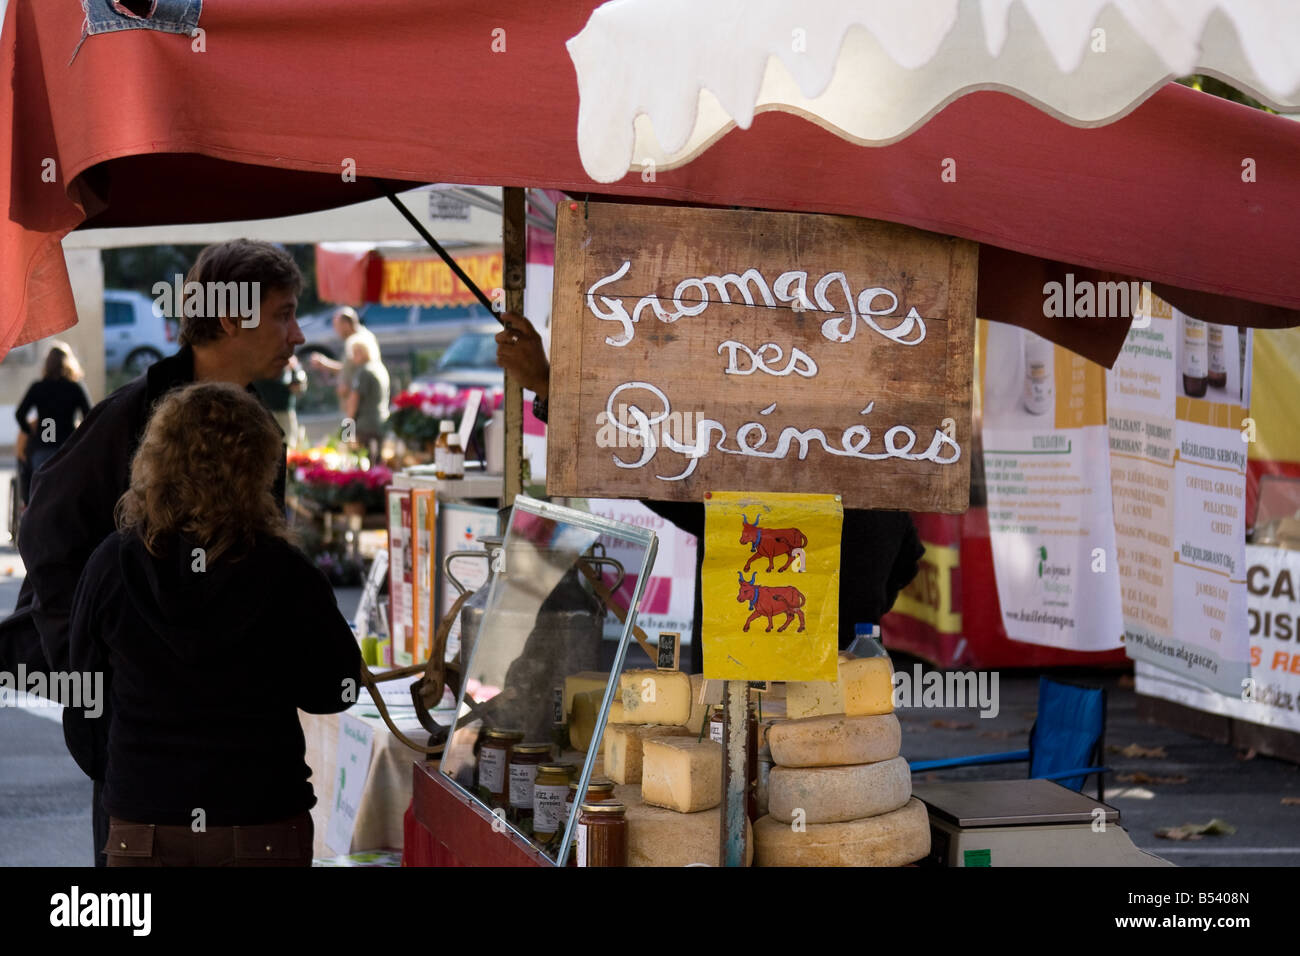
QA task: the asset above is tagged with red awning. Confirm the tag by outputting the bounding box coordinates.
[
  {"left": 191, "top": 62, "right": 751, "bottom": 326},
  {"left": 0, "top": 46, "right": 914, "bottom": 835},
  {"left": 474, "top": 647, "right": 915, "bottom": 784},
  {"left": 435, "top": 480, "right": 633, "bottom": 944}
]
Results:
[{"left": 4, "top": 0, "right": 1300, "bottom": 366}]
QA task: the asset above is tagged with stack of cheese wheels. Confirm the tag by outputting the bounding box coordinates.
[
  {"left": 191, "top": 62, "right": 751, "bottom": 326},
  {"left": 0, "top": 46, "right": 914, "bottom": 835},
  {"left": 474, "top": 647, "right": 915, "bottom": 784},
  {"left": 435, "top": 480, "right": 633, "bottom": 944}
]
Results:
[{"left": 754, "top": 656, "right": 930, "bottom": 867}]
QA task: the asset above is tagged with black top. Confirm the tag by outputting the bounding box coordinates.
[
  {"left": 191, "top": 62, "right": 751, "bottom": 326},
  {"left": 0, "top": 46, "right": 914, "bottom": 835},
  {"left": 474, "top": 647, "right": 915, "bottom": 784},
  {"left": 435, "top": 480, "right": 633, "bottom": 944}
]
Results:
[
  {"left": 15, "top": 377, "right": 90, "bottom": 445},
  {"left": 69, "top": 529, "right": 362, "bottom": 826},
  {"left": 5, "top": 346, "right": 288, "bottom": 782}
]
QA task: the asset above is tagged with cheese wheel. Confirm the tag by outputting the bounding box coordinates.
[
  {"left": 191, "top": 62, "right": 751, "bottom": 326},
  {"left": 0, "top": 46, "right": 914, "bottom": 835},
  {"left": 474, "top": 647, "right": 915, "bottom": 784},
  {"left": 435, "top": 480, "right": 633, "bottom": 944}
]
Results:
[
  {"left": 619, "top": 669, "right": 692, "bottom": 725},
  {"left": 614, "top": 784, "right": 754, "bottom": 867},
  {"left": 767, "top": 755, "right": 910, "bottom": 824},
  {"left": 754, "top": 798, "right": 931, "bottom": 867},
  {"left": 768, "top": 713, "right": 901, "bottom": 768}
]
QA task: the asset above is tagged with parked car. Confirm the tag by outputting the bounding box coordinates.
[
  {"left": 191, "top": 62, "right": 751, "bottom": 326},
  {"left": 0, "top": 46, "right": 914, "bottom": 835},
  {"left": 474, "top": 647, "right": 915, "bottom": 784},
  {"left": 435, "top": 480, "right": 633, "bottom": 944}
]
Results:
[
  {"left": 104, "top": 288, "right": 180, "bottom": 375},
  {"left": 296, "top": 303, "right": 499, "bottom": 367},
  {"left": 415, "top": 331, "right": 505, "bottom": 391}
]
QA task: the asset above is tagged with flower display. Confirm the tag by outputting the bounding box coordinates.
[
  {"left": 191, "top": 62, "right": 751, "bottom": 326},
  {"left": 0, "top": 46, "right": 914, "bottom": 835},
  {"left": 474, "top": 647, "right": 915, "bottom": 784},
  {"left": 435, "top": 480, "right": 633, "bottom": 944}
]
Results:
[
  {"left": 388, "top": 384, "right": 505, "bottom": 449},
  {"left": 291, "top": 455, "right": 391, "bottom": 511}
]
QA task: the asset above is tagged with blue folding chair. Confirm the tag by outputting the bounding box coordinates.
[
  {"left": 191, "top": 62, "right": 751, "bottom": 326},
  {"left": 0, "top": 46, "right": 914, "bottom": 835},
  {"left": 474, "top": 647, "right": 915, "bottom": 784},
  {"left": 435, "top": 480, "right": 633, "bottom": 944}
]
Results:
[{"left": 909, "top": 677, "right": 1108, "bottom": 800}]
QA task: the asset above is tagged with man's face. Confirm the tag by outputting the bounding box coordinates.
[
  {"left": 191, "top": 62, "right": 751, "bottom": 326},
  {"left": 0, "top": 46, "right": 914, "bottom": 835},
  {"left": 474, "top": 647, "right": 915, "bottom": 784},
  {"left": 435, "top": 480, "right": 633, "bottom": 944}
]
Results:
[
  {"left": 240, "top": 287, "right": 304, "bottom": 382},
  {"left": 333, "top": 313, "right": 353, "bottom": 340}
]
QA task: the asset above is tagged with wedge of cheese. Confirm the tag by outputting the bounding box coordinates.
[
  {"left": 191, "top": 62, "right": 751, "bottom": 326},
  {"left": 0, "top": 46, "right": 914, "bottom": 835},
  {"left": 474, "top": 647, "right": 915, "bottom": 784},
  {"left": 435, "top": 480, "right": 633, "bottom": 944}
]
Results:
[
  {"left": 567, "top": 688, "right": 625, "bottom": 751},
  {"left": 754, "top": 798, "right": 931, "bottom": 867},
  {"left": 612, "top": 784, "right": 753, "bottom": 866},
  {"left": 564, "top": 672, "right": 609, "bottom": 721},
  {"left": 642, "top": 738, "right": 722, "bottom": 813},
  {"left": 767, "top": 755, "right": 911, "bottom": 825},
  {"left": 767, "top": 713, "right": 901, "bottom": 768},
  {"left": 685, "top": 673, "right": 709, "bottom": 735},
  {"left": 618, "top": 669, "right": 691, "bottom": 725},
  {"left": 603, "top": 723, "right": 693, "bottom": 784},
  {"left": 786, "top": 655, "right": 894, "bottom": 719}
]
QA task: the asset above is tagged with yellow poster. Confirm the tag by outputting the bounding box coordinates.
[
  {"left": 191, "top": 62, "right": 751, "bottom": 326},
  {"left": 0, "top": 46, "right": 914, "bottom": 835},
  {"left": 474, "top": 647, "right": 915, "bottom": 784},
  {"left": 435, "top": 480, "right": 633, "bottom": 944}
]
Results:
[{"left": 702, "top": 491, "right": 842, "bottom": 682}]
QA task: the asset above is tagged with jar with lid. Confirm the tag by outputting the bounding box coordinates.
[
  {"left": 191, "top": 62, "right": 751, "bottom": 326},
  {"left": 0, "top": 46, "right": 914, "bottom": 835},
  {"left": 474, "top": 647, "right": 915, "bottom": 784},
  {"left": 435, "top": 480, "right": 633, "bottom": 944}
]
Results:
[
  {"left": 566, "top": 777, "right": 615, "bottom": 807},
  {"left": 507, "top": 742, "right": 551, "bottom": 824},
  {"left": 576, "top": 801, "right": 628, "bottom": 867},
  {"left": 532, "top": 763, "right": 574, "bottom": 840},
  {"left": 707, "top": 705, "right": 725, "bottom": 745},
  {"left": 477, "top": 728, "right": 523, "bottom": 807}
]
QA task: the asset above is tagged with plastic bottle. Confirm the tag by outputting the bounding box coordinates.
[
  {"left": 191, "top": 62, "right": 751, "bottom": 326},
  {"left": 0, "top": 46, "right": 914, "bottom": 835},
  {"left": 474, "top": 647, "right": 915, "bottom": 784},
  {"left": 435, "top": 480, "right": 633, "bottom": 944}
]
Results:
[{"left": 845, "top": 622, "right": 890, "bottom": 661}]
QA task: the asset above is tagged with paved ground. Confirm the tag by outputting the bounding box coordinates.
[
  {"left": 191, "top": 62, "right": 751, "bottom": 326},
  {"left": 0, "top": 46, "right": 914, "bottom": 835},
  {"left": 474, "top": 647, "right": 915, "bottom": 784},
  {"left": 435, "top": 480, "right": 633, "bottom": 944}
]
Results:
[{"left": 1, "top": 462, "right": 1298, "bottom": 866}]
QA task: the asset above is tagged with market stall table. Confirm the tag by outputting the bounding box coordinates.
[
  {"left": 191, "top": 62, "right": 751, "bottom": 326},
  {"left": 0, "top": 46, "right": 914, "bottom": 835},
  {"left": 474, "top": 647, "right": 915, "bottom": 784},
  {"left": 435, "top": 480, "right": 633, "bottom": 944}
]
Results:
[{"left": 300, "top": 698, "right": 447, "bottom": 861}]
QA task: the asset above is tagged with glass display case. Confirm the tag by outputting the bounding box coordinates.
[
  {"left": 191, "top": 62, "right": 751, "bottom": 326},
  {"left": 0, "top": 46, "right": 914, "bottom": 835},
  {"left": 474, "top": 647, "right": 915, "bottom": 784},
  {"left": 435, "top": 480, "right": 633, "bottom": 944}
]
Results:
[{"left": 439, "top": 495, "right": 658, "bottom": 865}]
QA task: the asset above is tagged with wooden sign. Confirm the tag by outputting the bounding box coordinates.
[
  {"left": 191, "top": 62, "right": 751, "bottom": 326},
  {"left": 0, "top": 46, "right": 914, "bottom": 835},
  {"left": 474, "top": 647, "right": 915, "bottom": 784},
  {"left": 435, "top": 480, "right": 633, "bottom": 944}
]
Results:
[{"left": 548, "top": 203, "right": 976, "bottom": 512}]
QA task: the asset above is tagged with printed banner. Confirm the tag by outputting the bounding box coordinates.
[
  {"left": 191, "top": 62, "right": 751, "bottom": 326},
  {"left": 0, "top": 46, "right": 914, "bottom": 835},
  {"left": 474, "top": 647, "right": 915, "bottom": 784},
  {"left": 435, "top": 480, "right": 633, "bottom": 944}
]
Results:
[
  {"left": 1136, "top": 545, "right": 1300, "bottom": 731},
  {"left": 701, "top": 491, "right": 841, "bottom": 681},
  {"left": 980, "top": 322, "right": 1124, "bottom": 651},
  {"left": 1111, "top": 297, "right": 1251, "bottom": 696},
  {"left": 587, "top": 499, "right": 698, "bottom": 644}
]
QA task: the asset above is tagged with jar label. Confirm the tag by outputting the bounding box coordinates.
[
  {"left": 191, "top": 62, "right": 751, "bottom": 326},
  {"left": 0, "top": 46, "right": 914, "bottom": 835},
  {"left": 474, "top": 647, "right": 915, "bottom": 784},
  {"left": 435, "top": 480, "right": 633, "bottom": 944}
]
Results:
[
  {"left": 575, "top": 822, "right": 588, "bottom": 868},
  {"left": 533, "top": 784, "right": 569, "bottom": 834},
  {"left": 509, "top": 763, "right": 539, "bottom": 809},
  {"left": 478, "top": 747, "right": 505, "bottom": 792},
  {"left": 709, "top": 721, "right": 724, "bottom": 745}
]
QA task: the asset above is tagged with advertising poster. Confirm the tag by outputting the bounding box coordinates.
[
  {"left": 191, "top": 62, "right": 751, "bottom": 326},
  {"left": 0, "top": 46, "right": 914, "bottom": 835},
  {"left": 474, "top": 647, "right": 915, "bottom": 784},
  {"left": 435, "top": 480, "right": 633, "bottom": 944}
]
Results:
[
  {"left": 587, "top": 499, "right": 698, "bottom": 644},
  {"left": 701, "top": 491, "right": 841, "bottom": 681},
  {"left": 435, "top": 502, "right": 500, "bottom": 664},
  {"left": 1112, "top": 296, "right": 1251, "bottom": 696},
  {"left": 980, "top": 321, "right": 1124, "bottom": 650},
  {"left": 1136, "top": 544, "right": 1300, "bottom": 732}
]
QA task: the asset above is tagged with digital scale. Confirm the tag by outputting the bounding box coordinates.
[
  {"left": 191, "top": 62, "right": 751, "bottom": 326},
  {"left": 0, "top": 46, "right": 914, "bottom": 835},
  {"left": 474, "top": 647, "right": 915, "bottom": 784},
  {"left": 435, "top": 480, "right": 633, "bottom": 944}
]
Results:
[{"left": 912, "top": 779, "right": 1173, "bottom": 867}]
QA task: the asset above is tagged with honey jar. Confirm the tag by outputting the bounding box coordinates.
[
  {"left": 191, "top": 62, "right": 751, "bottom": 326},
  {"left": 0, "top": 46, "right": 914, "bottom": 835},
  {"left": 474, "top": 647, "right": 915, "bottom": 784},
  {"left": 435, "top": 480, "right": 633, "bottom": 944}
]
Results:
[
  {"left": 478, "top": 728, "right": 523, "bottom": 806},
  {"left": 576, "top": 801, "right": 628, "bottom": 867},
  {"left": 532, "top": 763, "right": 573, "bottom": 839}
]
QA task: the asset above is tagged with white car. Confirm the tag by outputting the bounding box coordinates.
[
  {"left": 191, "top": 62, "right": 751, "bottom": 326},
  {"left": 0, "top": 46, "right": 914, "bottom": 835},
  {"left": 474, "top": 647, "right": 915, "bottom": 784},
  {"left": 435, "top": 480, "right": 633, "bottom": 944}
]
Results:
[{"left": 103, "top": 288, "right": 180, "bottom": 375}]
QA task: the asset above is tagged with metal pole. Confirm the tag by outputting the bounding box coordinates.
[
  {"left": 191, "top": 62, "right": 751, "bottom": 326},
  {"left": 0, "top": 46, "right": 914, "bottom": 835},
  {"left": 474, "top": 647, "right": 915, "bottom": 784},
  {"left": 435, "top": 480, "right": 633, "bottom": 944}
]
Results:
[
  {"left": 502, "top": 187, "right": 526, "bottom": 505},
  {"left": 720, "top": 680, "right": 750, "bottom": 866}
]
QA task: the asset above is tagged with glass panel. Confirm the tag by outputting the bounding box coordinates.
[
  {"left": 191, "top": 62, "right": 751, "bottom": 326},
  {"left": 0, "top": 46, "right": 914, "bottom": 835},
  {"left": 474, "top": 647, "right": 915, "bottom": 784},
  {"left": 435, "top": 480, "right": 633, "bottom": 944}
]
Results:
[{"left": 440, "top": 495, "right": 657, "bottom": 865}]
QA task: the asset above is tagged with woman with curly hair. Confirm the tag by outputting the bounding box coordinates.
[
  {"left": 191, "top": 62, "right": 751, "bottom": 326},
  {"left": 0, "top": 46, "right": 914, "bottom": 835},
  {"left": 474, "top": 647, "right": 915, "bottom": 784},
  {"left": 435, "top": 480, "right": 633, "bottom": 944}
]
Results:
[{"left": 68, "top": 382, "right": 362, "bottom": 867}]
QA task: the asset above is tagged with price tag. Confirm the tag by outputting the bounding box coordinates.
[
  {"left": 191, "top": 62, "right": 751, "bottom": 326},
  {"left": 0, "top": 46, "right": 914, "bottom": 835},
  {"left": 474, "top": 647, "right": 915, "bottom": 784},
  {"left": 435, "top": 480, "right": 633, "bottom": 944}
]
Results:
[{"left": 656, "top": 632, "right": 681, "bottom": 671}]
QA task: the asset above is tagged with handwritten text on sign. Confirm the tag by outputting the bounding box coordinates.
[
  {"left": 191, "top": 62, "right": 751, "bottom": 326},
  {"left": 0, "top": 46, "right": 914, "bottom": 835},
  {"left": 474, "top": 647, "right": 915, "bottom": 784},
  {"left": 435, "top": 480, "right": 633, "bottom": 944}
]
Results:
[{"left": 547, "top": 203, "right": 976, "bottom": 511}]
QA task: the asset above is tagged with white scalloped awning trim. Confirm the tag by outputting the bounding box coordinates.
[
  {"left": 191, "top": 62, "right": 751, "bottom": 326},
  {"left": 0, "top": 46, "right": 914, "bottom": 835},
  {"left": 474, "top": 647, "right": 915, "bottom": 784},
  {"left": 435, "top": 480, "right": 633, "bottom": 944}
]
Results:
[{"left": 569, "top": 0, "right": 1300, "bottom": 183}]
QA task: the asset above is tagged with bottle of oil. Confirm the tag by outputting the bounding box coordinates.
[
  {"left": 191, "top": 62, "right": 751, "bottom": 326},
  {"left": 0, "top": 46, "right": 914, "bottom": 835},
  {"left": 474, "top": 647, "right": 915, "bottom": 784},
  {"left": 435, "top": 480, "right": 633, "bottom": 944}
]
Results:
[
  {"left": 444, "top": 425, "right": 465, "bottom": 480},
  {"left": 434, "top": 420, "right": 453, "bottom": 479},
  {"left": 1181, "top": 314, "right": 1209, "bottom": 398},
  {"left": 1207, "top": 323, "right": 1228, "bottom": 389}
]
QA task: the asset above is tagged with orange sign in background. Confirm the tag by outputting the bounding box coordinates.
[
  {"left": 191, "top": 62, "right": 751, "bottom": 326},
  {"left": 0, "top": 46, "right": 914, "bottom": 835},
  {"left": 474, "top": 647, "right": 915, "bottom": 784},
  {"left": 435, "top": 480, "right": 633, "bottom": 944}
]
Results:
[{"left": 378, "top": 251, "right": 503, "bottom": 308}]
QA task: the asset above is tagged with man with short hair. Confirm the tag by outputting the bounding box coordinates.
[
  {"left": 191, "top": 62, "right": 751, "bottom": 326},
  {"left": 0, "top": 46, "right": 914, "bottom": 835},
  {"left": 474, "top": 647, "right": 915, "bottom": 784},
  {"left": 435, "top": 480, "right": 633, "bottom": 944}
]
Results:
[
  {"left": 309, "top": 306, "right": 382, "bottom": 409},
  {"left": 0, "top": 238, "right": 305, "bottom": 866}
]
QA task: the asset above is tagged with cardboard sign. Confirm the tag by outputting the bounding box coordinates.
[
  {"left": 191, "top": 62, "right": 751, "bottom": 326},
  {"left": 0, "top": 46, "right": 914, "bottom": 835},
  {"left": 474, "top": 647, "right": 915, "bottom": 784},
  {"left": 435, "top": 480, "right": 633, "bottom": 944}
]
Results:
[
  {"left": 548, "top": 202, "right": 976, "bottom": 511},
  {"left": 325, "top": 714, "right": 375, "bottom": 854},
  {"left": 701, "top": 491, "right": 843, "bottom": 682}
]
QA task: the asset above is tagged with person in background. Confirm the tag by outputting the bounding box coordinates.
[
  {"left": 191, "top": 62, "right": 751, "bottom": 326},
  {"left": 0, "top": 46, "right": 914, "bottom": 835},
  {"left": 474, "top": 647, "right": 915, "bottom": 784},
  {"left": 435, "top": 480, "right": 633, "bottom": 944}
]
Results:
[
  {"left": 494, "top": 312, "right": 925, "bottom": 672},
  {"left": 1, "top": 238, "right": 304, "bottom": 867},
  {"left": 14, "top": 342, "right": 91, "bottom": 504},
  {"left": 69, "top": 382, "right": 361, "bottom": 867},
  {"left": 346, "top": 338, "right": 389, "bottom": 461},
  {"left": 253, "top": 353, "right": 308, "bottom": 448},
  {"left": 309, "top": 306, "right": 381, "bottom": 416}
]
